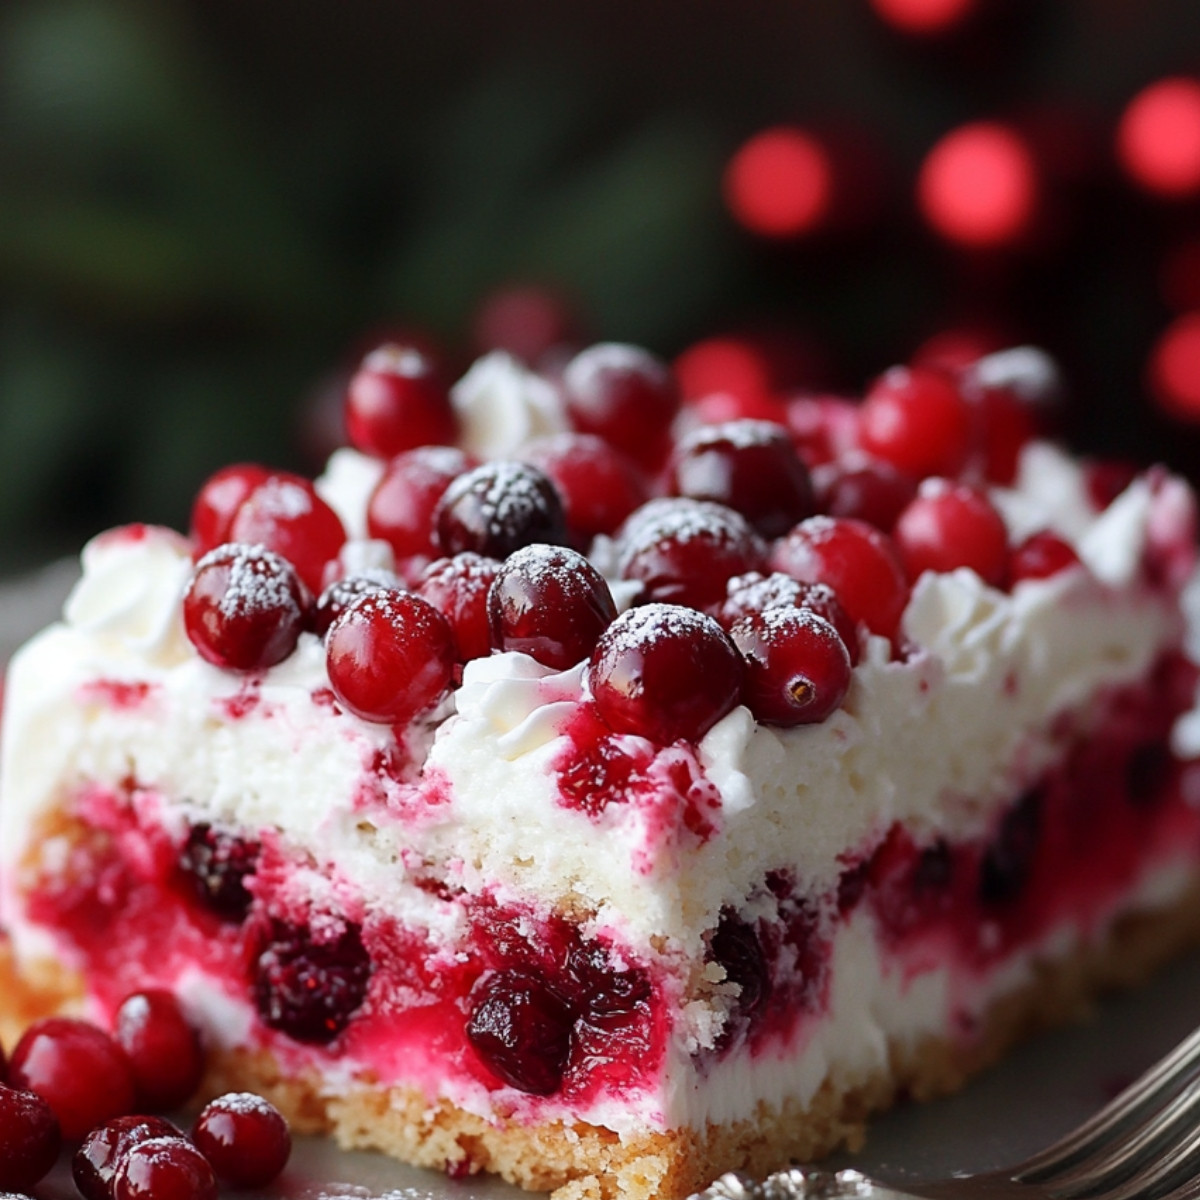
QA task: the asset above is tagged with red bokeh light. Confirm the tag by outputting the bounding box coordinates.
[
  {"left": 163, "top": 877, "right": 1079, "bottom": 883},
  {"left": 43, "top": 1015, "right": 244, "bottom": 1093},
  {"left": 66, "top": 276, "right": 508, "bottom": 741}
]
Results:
[
  {"left": 1160, "top": 239, "right": 1200, "bottom": 313},
  {"left": 1149, "top": 312, "right": 1200, "bottom": 420},
  {"left": 1117, "top": 77, "right": 1200, "bottom": 199},
  {"left": 471, "top": 283, "right": 579, "bottom": 364},
  {"left": 723, "top": 127, "right": 834, "bottom": 238},
  {"left": 869, "top": 0, "right": 975, "bottom": 35}
]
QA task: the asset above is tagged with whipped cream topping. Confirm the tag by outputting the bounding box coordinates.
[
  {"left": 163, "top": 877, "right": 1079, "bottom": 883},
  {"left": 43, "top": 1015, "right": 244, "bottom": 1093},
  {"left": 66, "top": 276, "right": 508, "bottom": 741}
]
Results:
[{"left": 450, "top": 351, "right": 568, "bottom": 458}]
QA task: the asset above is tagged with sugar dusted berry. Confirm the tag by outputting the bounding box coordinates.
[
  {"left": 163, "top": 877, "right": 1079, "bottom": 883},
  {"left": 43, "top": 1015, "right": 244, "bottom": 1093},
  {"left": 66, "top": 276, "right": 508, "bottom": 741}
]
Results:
[
  {"left": 189, "top": 463, "right": 270, "bottom": 552},
  {"left": 0, "top": 1084, "right": 60, "bottom": 1193},
  {"left": 113, "top": 990, "right": 205, "bottom": 1111},
  {"left": 74, "top": 1116, "right": 180, "bottom": 1200},
  {"left": 719, "top": 572, "right": 859, "bottom": 665},
  {"left": 344, "top": 343, "right": 457, "bottom": 458},
  {"left": 417, "top": 553, "right": 501, "bottom": 663},
  {"left": 893, "top": 479, "right": 1009, "bottom": 587},
  {"left": 312, "top": 569, "right": 403, "bottom": 637},
  {"left": 366, "top": 446, "right": 474, "bottom": 565},
  {"left": 811, "top": 453, "right": 918, "bottom": 532},
  {"left": 192, "top": 1093, "right": 291, "bottom": 1189},
  {"left": 113, "top": 1136, "right": 216, "bottom": 1200},
  {"left": 1009, "top": 529, "right": 1082, "bottom": 583},
  {"left": 435, "top": 461, "right": 568, "bottom": 559}
]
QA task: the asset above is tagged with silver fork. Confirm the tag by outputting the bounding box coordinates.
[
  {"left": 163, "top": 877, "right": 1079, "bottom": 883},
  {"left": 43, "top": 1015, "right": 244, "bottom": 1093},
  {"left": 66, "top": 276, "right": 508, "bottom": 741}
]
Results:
[{"left": 690, "top": 1025, "right": 1200, "bottom": 1200}]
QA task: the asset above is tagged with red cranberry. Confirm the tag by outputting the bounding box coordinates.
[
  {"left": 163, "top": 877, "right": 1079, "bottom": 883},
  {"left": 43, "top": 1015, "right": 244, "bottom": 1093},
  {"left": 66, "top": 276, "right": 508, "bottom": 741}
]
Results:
[
  {"left": 343, "top": 343, "right": 456, "bottom": 458},
  {"left": 785, "top": 395, "right": 861, "bottom": 466},
  {"left": 0, "top": 1084, "right": 60, "bottom": 1192},
  {"left": 614, "top": 497, "right": 768, "bottom": 612},
  {"left": 669, "top": 420, "right": 814, "bottom": 538},
  {"left": 728, "top": 608, "right": 852, "bottom": 726},
  {"left": 192, "top": 1093, "right": 291, "bottom": 1189},
  {"left": 973, "top": 384, "right": 1039, "bottom": 485},
  {"left": 1009, "top": 529, "right": 1082, "bottom": 583},
  {"left": 178, "top": 823, "right": 259, "bottom": 920},
  {"left": 9, "top": 1018, "right": 136, "bottom": 1140},
  {"left": 488, "top": 545, "right": 617, "bottom": 670},
  {"left": 858, "top": 364, "right": 973, "bottom": 480},
  {"left": 251, "top": 919, "right": 372, "bottom": 1044},
  {"left": 434, "top": 461, "right": 568, "bottom": 559},
  {"left": 325, "top": 589, "right": 455, "bottom": 723},
  {"left": 74, "top": 1115, "right": 180, "bottom": 1200},
  {"left": 311, "top": 569, "right": 403, "bottom": 637},
  {"left": 690, "top": 390, "right": 788, "bottom": 426},
  {"left": 892, "top": 480, "right": 1010, "bottom": 587},
  {"left": 709, "top": 912, "right": 769, "bottom": 1024},
  {"left": 366, "top": 446, "right": 474, "bottom": 565},
  {"left": 1085, "top": 459, "right": 1140, "bottom": 510},
  {"left": 718, "top": 572, "right": 859, "bottom": 665},
  {"left": 183, "top": 543, "right": 310, "bottom": 671},
  {"left": 113, "top": 1136, "right": 216, "bottom": 1200},
  {"left": 416, "top": 553, "right": 501, "bottom": 663},
  {"left": 588, "top": 604, "right": 743, "bottom": 744},
  {"left": 771, "top": 516, "right": 909, "bottom": 640},
  {"left": 471, "top": 283, "right": 580, "bottom": 364},
  {"left": 113, "top": 991, "right": 204, "bottom": 1111},
  {"left": 979, "top": 790, "right": 1041, "bottom": 905},
  {"left": 189, "top": 463, "right": 270, "bottom": 552},
  {"left": 227, "top": 473, "right": 347, "bottom": 596},
  {"left": 811, "top": 453, "right": 918, "bottom": 532}
]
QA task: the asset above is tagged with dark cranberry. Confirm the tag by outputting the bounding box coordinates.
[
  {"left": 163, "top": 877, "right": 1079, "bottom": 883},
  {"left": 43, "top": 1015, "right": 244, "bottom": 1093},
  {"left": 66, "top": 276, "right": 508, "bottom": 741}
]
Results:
[
  {"left": 366, "top": 446, "right": 474, "bottom": 565},
  {"left": 113, "top": 990, "right": 205, "bottom": 1111},
  {"left": 1085, "top": 459, "right": 1140, "bottom": 510},
  {"left": 979, "top": 791, "right": 1041, "bottom": 906},
  {"left": 183, "top": 543, "right": 310, "bottom": 672},
  {"left": 669, "top": 420, "right": 814, "bottom": 538},
  {"left": 417, "top": 553, "right": 501, "bottom": 663},
  {"left": 9, "top": 1018, "right": 136, "bottom": 1140},
  {"left": 1009, "top": 530, "right": 1081, "bottom": 583},
  {"left": 811, "top": 453, "right": 918, "bottom": 532},
  {"left": 325, "top": 589, "right": 455, "bottom": 724},
  {"left": 74, "top": 1116, "right": 180, "bottom": 1200},
  {"left": 178, "top": 823, "right": 259, "bottom": 919},
  {"left": 311, "top": 569, "right": 403, "bottom": 637},
  {"left": 0, "top": 1084, "right": 59, "bottom": 1192},
  {"left": 892, "top": 479, "right": 1010, "bottom": 588},
  {"left": 588, "top": 603, "right": 743, "bottom": 744},
  {"left": 488, "top": 544, "right": 617, "bottom": 670},
  {"left": 466, "top": 969, "right": 575, "bottom": 1095},
  {"left": 189, "top": 463, "right": 271, "bottom": 553},
  {"left": 434, "top": 461, "right": 568, "bottom": 559},
  {"left": 709, "top": 912, "right": 769, "bottom": 1045},
  {"left": 113, "top": 1136, "right": 217, "bottom": 1200},
  {"left": 344, "top": 343, "right": 457, "bottom": 458},
  {"left": 718, "top": 572, "right": 859, "bottom": 665},
  {"left": 1127, "top": 743, "right": 1173, "bottom": 808},
  {"left": 614, "top": 497, "right": 768, "bottom": 612},
  {"left": 252, "top": 919, "right": 372, "bottom": 1044},
  {"left": 192, "top": 1093, "right": 291, "bottom": 1189}
]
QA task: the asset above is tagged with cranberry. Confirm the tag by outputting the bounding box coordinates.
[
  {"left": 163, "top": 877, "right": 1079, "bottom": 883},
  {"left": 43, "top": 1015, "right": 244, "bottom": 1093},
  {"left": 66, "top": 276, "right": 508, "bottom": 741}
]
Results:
[
  {"left": 785, "top": 395, "right": 861, "bottom": 466},
  {"left": 113, "top": 1136, "right": 217, "bottom": 1200},
  {"left": 488, "top": 545, "right": 617, "bottom": 670},
  {"left": 892, "top": 480, "right": 1009, "bottom": 587},
  {"left": 311, "top": 569, "right": 403, "bottom": 637},
  {"left": 466, "top": 969, "right": 575, "bottom": 1095},
  {"left": 178, "top": 823, "right": 259, "bottom": 919},
  {"left": 1085, "top": 459, "right": 1140, "bottom": 510},
  {"left": 974, "top": 385, "right": 1039, "bottom": 485},
  {"left": 858, "top": 364, "right": 973, "bottom": 480},
  {"left": 811, "top": 453, "right": 918, "bottom": 532},
  {"left": 192, "top": 1093, "right": 291, "bottom": 1189},
  {"left": 366, "top": 446, "right": 474, "bottom": 565},
  {"left": 1009, "top": 530, "right": 1082, "bottom": 584},
  {"left": 189, "top": 463, "right": 270, "bottom": 552},
  {"left": 614, "top": 497, "right": 768, "bottom": 612},
  {"left": 344, "top": 343, "right": 457, "bottom": 458},
  {"left": 771, "top": 516, "right": 909, "bottom": 640},
  {"left": 183, "top": 543, "right": 310, "bottom": 672},
  {"left": 434, "top": 461, "right": 568, "bottom": 559},
  {"left": 729, "top": 607, "right": 852, "bottom": 726},
  {"left": 0, "top": 1085, "right": 59, "bottom": 1192},
  {"left": 691, "top": 390, "right": 788, "bottom": 426},
  {"left": 979, "top": 790, "right": 1041, "bottom": 905},
  {"left": 227, "top": 473, "right": 347, "bottom": 596},
  {"left": 9, "top": 1018, "right": 136, "bottom": 1140},
  {"left": 416, "top": 553, "right": 501, "bottom": 663},
  {"left": 718, "top": 572, "right": 859, "bottom": 665},
  {"left": 709, "top": 912, "right": 769, "bottom": 1047},
  {"left": 325, "top": 589, "right": 455, "bottom": 724},
  {"left": 74, "top": 1116, "right": 180, "bottom": 1200},
  {"left": 561, "top": 343, "right": 680, "bottom": 470},
  {"left": 251, "top": 919, "right": 371, "bottom": 1043},
  {"left": 113, "top": 991, "right": 204, "bottom": 1111},
  {"left": 669, "top": 420, "right": 814, "bottom": 538},
  {"left": 588, "top": 604, "right": 743, "bottom": 744}
]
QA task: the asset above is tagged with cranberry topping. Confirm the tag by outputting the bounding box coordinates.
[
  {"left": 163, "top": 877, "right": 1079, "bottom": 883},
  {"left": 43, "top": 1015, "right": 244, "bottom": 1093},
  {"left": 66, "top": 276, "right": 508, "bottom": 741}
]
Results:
[
  {"left": 74, "top": 1116, "right": 180, "bottom": 1200},
  {"left": 344, "top": 343, "right": 457, "bottom": 458},
  {"left": 251, "top": 919, "right": 372, "bottom": 1044},
  {"left": 614, "top": 497, "right": 768, "bottom": 612},
  {"left": 189, "top": 463, "right": 270, "bottom": 552},
  {"left": 487, "top": 544, "right": 617, "bottom": 670},
  {"left": 113, "top": 990, "right": 204, "bottom": 1111},
  {"left": 311, "top": 569, "right": 403, "bottom": 637},
  {"left": 177, "top": 823, "right": 259, "bottom": 920},
  {"left": 892, "top": 479, "right": 1010, "bottom": 587},
  {"left": 366, "top": 446, "right": 474, "bottom": 565},
  {"left": 325, "top": 589, "right": 455, "bottom": 724},
  {"left": 588, "top": 603, "right": 743, "bottom": 744},
  {"left": 183, "top": 543, "right": 310, "bottom": 672},
  {"left": 974, "top": 384, "right": 1039, "bottom": 485},
  {"left": 811, "top": 453, "right": 918, "bottom": 532},
  {"left": 192, "top": 1093, "right": 291, "bottom": 1189},
  {"left": 9, "top": 1018, "right": 136, "bottom": 1140},
  {"left": 416, "top": 553, "right": 501, "bottom": 663},
  {"left": 1009, "top": 530, "right": 1082, "bottom": 584},
  {"left": 1085, "top": 459, "right": 1140, "bottom": 511},
  {"left": 866, "top": 828, "right": 957, "bottom": 939},
  {"left": 0, "top": 1085, "right": 60, "bottom": 1193},
  {"left": 979, "top": 790, "right": 1042, "bottom": 906},
  {"left": 113, "top": 1136, "right": 217, "bottom": 1200},
  {"left": 434, "top": 461, "right": 568, "bottom": 559},
  {"left": 718, "top": 572, "right": 859, "bottom": 665},
  {"left": 785, "top": 395, "right": 861, "bottom": 466},
  {"left": 669, "top": 420, "right": 814, "bottom": 538}
]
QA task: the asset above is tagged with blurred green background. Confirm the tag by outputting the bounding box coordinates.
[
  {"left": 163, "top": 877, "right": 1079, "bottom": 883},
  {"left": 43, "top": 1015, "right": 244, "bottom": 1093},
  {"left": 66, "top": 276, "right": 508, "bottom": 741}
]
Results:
[{"left": 4, "top": 0, "right": 1200, "bottom": 572}]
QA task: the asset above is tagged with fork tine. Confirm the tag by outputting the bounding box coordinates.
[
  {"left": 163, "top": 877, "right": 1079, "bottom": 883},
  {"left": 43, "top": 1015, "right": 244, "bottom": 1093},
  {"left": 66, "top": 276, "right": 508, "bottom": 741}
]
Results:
[{"left": 1086, "top": 1119, "right": 1200, "bottom": 1200}]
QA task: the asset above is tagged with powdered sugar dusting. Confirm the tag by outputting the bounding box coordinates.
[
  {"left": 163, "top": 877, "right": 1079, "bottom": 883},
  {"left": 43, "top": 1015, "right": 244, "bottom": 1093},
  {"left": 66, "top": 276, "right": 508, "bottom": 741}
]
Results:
[
  {"left": 195, "top": 544, "right": 302, "bottom": 622},
  {"left": 679, "top": 419, "right": 790, "bottom": 453},
  {"left": 205, "top": 1090, "right": 280, "bottom": 1116},
  {"left": 617, "top": 498, "right": 761, "bottom": 563},
  {"left": 597, "top": 601, "right": 720, "bottom": 655}
]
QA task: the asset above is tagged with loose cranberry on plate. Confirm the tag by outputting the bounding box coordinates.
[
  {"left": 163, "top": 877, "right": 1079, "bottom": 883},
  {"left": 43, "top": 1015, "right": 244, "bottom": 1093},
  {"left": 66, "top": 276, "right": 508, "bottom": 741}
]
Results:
[
  {"left": 343, "top": 342, "right": 457, "bottom": 458},
  {"left": 892, "top": 479, "right": 1010, "bottom": 588},
  {"left": 113, "top": 990, "right": 205, "bottom": 1111},
  {"left": 113, "top": 1136, "right": 217, "bottom": 1200},
  {"left": 193, "top": 1093, "right": 291, "bottom": 1189},
  {"left": 366, "top": 446, "right": 475, "bottom": 565},
  {"left": 435, "top": 461, "right": 569, "bottom": 559},
  {"left": 74, "top": 1115, "right": 180, "bottom": 1200},
  {"left": 0, "top": 1084, "right": 59, "bottom": 1192},
  {"left": 417, "top": 553, "right": 501, "bottom": 663}
]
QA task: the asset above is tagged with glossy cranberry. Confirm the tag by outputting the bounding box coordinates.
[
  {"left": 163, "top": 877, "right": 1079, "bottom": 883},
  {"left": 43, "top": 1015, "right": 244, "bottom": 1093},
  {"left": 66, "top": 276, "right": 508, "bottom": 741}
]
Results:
[
  {"left": 785, "top": 395, "right": 861, "bottom": 466},
  {"left": 771, "top": 516, "right": 909, "bottom": 640},
  {"left": 588, "top": 604, "right": 743, "bottom": 744},
  {"left": 1085, "top": 459, "right": 1140, "bottom": 510},
  {"left": 718, "top": 572, "right": 859, "bottom": 665},
  {"left": 979, "top": 790, "right": 1041, "bottom": 905},
  {"left": 366, "top": 446, "right": 474, "bottom": 564},
  {"left": 669, "top": 419, "right": 813, "bottom": 538},
  {"left": 691, "top": 390, "right": 788, "bottom": 426},
  {"left": 811, "top": 453, "right": 918, "bottom": 532},
  {"left": 178, "top": 823, "right": 259, "bottom": 919},
  {"left": 488, "top": 545, "right": 617, "bottom": 670},
  {"left": 416, "top": 553, "right": 501, "bottom": 663},
  {"left": 0, "top": 1084, "right": 60, "bottom": 1192},
  {"left": 74, "top": 1115, "right": 180, "bottom": 1200},
  {"left": 113, "top": 990, "right": 204, "bottom": 1111},
  {"left": 1009, "top": 530, "right": 1082, "bottom": 584},
  {"left": 892, "top": 480, "right": 1010, "bottom": 587},
  {"left": 729, "top": 608, "right": 852, "bottom": 726},
  {"left": 183, "top": 543, "right": 310, "bottom": 671},
  {"left": 974, "top": 385, "right": 1038, "bottom": 485},
  {"left": 466, "top": 969, "right": 575, "bottom": 1095},
  {"left": 325, "top": 589, "right": 455, "bottom": 724},
  {"left": 614, "top": 497, "right": 767, "bottom": 612},
  {"left": 434, "top": 461, "right": 568, "bottom": 559},
  {"left": 709, "top": 912, "right": 769, "bottom": 1049},
  {"left": 227, "top": 473, "right": 347, "bottom": 596},
  {"left": 189, "top": 463, "right": 271, "bottom": 552},
  {"left": 113, "top": 1136, "right": 216, "bottom": 1200},
  {"left": 251, "top": 919, "right": 372, "bottom": 1043},
  {"left": 192, "top": 1093, "right": 291, "bottom": 1189},
  {"left": 858, "top": 364, "right": 973, "bottom": 480},
  {"left": 343, "top": 343, "right": 457, "bottom": 458},
  {"left": 311, "top": 569, "right": 403, "bottom": 637},
  {"left": 9, "top": 1018, "right": 136, "bottom": 1140}
]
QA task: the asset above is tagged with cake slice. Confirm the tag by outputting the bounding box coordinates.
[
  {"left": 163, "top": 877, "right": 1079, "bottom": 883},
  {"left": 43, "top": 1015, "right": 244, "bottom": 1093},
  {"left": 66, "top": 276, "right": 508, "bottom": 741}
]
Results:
[{"left": 3, "top": 342, "right": 1200, "bottom": 1200}]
